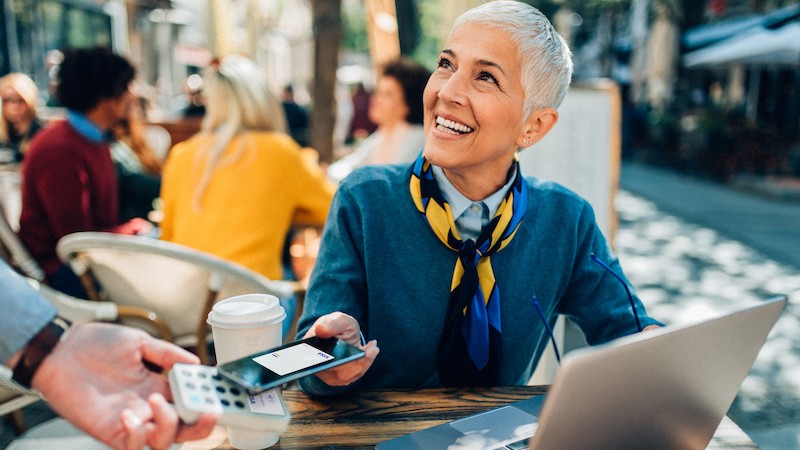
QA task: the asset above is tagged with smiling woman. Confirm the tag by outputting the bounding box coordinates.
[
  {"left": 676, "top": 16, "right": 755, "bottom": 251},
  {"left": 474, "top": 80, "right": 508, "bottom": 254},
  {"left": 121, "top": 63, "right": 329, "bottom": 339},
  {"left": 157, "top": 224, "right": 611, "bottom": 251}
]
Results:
[
  {"left": 296, "top": 0, "right": 661, "bottom": 395},
  {"left": 422, "top": 21, "right": 552, "bottom": 200}
]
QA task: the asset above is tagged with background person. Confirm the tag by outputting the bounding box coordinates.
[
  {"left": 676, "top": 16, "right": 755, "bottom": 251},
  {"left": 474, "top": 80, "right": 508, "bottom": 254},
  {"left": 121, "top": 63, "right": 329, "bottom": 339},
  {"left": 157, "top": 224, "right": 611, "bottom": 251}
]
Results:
[
  {"left": 0, "top": 260, "right": 216, "bottom": 449},
  {"left": 346, "top": 81, "right": 376, "bottom": 144},
  {"left": 297, "top": 0, "right": 660, "bottom": 395},
  {"left": 18, "top": 47, "right": 152, "bottom": 299},
  {"left": 281, "top": 85, "right": 310, "bottom": 147},
  {"left": 159, "top": 55, "right": 335, "bottom": 335},
  {"left": 327, "top": 58, "right": 431, "bottom": 181},
  {"left": 110, "top": 97, "right": 163, "bottom": 222},
  {"left": 0, "top": 73, "right": 43, "bottom": 163}
]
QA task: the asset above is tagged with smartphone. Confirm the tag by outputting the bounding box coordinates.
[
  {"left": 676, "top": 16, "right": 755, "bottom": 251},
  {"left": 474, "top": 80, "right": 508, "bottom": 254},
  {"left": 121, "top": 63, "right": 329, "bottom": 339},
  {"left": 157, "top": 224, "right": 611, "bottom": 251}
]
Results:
[{"left": 217, "top": 336, "right": 366, "bottom": 393}]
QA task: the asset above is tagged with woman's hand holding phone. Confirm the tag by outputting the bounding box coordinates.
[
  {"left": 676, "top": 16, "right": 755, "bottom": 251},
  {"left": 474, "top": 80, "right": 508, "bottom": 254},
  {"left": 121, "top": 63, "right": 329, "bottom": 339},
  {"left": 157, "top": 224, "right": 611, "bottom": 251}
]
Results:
[{"left": 303, "top": 312, "right": 380, "bottom": 386}]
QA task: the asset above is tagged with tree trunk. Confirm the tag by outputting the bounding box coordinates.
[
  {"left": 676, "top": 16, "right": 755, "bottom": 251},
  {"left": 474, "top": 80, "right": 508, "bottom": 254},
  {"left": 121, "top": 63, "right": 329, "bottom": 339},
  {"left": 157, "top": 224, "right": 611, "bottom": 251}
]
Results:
[{"left": 310, "top": 0, "right": 342, "bottom": 164}]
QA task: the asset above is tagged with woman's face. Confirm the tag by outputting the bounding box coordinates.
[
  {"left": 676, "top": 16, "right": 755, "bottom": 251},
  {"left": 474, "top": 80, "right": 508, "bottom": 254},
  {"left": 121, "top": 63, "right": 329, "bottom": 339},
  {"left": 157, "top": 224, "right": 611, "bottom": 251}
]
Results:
[
  {"left": 422, "top": 22, "right": 529, "bottom": 193},
  {"left": 368, "top": 76, "right": 409, "bottom": 128},
  {"left": 1, "top": 86, "right": 32, "bottom": 127}
]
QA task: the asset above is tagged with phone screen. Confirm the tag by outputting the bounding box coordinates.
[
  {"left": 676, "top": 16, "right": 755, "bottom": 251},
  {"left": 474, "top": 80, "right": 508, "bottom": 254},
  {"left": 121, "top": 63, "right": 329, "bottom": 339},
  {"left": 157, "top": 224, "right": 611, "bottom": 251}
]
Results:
[{"left": 217, "top": 336, "right": 365, "bottom": 393}]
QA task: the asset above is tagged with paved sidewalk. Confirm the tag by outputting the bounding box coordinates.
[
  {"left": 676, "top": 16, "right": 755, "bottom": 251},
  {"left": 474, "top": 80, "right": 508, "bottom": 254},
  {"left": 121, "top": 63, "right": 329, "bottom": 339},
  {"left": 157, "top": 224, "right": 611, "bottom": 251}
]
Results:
[
  {"left": 617, "top": 163, "right": 800, "bottom": 450},
  {"left": 620, "top": 162, "right": 800, "bottom": 271}
]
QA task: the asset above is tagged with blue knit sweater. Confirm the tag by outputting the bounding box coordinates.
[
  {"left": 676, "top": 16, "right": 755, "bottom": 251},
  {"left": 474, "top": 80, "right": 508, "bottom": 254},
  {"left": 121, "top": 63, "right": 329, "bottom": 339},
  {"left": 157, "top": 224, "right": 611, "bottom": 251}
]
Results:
[{"left": 297, "top": 164, "right": 660, "bottom": 395}]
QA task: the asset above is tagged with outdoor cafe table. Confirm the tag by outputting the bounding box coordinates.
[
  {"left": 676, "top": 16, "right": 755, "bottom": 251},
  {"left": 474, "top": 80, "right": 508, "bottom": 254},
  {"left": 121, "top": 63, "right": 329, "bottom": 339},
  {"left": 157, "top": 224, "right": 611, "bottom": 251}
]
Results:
[{"left": 181, "top": 386, "right": 758, "bottom": 449}]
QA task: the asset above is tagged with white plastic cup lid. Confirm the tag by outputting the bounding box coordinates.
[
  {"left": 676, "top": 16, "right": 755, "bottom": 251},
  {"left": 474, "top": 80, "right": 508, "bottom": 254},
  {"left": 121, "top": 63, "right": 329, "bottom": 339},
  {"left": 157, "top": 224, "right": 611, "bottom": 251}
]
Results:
[{"left": 207, "top": 294, "right": 286, "bottom": 329}]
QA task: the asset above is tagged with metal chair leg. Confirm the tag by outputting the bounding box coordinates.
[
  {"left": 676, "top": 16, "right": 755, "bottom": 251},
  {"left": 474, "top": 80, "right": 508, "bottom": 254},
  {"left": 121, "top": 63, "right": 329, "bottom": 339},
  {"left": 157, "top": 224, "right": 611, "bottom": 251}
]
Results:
[{"left": 8, "top": 409, "right": 27, "bottom": 435}]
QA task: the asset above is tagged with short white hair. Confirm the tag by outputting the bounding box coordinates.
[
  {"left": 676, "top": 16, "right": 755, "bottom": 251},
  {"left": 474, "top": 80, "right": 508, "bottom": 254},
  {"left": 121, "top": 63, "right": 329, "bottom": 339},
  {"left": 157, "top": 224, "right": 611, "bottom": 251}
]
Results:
[{"left": 451, "top": 0, "right": 573, "bottom": 118}]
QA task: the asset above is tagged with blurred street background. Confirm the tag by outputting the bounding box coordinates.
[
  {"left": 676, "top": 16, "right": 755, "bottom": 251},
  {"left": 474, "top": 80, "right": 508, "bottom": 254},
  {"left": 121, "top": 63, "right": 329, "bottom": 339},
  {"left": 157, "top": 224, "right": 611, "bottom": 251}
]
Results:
[
  {"left": 0, "top": 0, "right": 798, "bottom": 170},
  {"left": 1, "top": 0, "right": 799, "bottom": 448}
]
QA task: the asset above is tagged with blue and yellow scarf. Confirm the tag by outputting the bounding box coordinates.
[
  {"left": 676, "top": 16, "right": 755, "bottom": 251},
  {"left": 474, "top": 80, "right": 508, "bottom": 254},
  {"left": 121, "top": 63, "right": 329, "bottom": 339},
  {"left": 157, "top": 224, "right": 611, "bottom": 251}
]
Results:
[{"left": 410, "top": 155, "right": 528, "bottom": 386}]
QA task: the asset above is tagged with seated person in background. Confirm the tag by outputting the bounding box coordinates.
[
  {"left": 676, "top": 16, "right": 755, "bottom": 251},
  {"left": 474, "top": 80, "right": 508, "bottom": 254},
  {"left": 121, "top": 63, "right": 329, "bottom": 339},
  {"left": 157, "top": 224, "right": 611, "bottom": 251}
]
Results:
[
  {"left": 159, "top": 55, "right": 335, "bottom": 332},
  {"left": 297, "top": 0, "right": 660, "bottom": 395},
  {"left": 281, "top": 84, "right": 310, "bottom": 147},
  {"left": 0, "top": 72, "right": 43, "bottom": 163},
  {"left": 327, "top": 58, "right": 431, "bottom": 181},
  {"left": 19, "top": 47, "right": 152, "bottom": 298},
  {"left": 110, "top": 96, "right": 163, "bottom": 222},
  {"left": 347, "top": 81, "right": 376, "bottom": 143}
]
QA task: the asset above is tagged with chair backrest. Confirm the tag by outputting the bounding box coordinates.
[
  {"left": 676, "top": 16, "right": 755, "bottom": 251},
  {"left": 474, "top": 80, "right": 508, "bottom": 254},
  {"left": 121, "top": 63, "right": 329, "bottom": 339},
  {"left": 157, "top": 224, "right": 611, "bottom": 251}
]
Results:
[
  {"left": 56, "top": 232, "right": 297, "bottom": 353},
  {"left": 0, "top": 378, "right": 39, "bottom": 435},
  {"left": 0, "top": 372, "right": 39, "bottom": 418},
  {"left": 0, "top": 171, "right": 45, "bottom": 282},
  {"left": 23, "top": 278, "right": 119, "bottom": 324},
  {"left": 0, "top": 171, "right": 22, "bottom": 231}
]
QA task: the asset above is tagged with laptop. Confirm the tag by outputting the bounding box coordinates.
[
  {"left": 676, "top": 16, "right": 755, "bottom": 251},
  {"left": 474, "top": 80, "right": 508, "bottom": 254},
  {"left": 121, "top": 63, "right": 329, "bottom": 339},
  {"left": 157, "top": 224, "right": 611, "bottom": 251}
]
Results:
[{"left": 377, "top": 296, "right": 787, "bottom": 450}]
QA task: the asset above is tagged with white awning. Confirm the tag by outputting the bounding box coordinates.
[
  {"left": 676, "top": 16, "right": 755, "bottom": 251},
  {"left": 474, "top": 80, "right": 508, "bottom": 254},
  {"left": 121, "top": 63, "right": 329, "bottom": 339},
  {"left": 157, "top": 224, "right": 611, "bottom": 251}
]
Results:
[
  {"left": 682, "top": 15, "right": 762, "bottom": 50},
  {"left": 683, "top": 21, "right": 800, "bottom": 68}
]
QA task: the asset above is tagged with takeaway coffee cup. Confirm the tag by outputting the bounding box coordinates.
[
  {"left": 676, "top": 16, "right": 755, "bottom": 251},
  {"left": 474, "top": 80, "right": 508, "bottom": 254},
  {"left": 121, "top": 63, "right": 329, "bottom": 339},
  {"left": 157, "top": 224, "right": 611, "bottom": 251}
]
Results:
[
  {"left": 207, "top": 293, "right": 286, "bottom": 365},
  {"left": 207, "top": 293, "right": 286, "bottom": 449}
]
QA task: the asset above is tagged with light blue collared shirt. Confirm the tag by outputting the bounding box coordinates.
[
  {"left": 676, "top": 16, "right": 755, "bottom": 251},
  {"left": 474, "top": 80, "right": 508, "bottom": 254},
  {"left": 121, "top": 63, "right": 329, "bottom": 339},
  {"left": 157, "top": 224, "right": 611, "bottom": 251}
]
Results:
[
  {"left": 66, "top": 110, "right": 110, "bottom": 144},
  {"left": 431, "top": 164, "right": 517, "bottom": 241}
]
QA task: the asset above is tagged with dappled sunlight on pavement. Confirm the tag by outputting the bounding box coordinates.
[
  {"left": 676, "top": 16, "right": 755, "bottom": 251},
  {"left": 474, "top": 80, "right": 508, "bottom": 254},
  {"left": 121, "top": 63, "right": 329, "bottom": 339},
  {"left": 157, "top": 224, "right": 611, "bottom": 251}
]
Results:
[{"left": 615, "top": 190, "right": 800, "bottom": 440}]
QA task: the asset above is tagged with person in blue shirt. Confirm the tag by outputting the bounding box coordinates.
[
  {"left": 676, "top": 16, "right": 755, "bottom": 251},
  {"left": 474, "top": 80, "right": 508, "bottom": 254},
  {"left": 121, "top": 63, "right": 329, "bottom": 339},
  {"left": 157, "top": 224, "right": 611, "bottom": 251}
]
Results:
[
  {"left": 0, "top": 259, "right": 216, "bottom": 449},
  {"left": 297, "top": 0, "right": 660, "bottom": 395}
]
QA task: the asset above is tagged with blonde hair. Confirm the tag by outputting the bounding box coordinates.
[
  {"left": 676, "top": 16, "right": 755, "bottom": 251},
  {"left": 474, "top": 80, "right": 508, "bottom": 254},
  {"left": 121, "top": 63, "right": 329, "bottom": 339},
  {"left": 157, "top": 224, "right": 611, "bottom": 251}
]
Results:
[
  {"left": 193, "top": 55, "right": 287, "bottom": 209},
  {"left": 0, "top": 72, "right": 40, "bottom": 154},
  {"left": 452, "top": 0, "right": 573, "bottom": 119}
]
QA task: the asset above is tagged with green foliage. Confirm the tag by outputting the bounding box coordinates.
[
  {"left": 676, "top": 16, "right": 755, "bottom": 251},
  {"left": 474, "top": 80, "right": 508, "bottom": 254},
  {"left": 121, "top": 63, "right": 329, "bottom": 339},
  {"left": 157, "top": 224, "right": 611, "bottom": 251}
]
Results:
[
  {"left": 339, "top": 0, "right": 654, "bottom": 73},
  {"left": 341, "top": 1, "right": 369, "bottom": 53},
  {"left": 11, "top": 0, "right": 34, "bottom": 27},
  {"left": 409, "top": 0, "right": 442, "bottom": 70}
]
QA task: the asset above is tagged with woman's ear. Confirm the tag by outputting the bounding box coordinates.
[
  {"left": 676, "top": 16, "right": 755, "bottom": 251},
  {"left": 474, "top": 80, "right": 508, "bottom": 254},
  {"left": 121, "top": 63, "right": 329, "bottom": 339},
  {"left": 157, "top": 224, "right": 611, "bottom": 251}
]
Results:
[{"left": 517, "top": 108, "right": 558, "bottom": 148}]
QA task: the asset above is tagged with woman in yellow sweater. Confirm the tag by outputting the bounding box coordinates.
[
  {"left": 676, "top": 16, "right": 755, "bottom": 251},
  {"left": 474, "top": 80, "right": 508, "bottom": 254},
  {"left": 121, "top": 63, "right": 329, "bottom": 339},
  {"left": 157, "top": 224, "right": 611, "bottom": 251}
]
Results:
[{"left": 159, "top": 55, "right": 334, "bottom": 289}]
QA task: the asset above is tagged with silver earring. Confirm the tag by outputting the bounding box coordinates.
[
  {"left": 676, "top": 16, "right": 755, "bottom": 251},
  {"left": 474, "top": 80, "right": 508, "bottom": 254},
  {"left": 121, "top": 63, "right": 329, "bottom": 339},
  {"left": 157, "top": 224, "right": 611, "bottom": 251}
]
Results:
[{"left": 522, "top": 138, "right": 531, "bottom": 146}]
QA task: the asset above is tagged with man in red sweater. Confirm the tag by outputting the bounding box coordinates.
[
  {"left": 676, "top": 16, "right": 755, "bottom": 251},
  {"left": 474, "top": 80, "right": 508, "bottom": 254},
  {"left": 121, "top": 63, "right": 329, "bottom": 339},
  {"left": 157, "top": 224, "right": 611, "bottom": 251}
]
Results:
[{"left": 19, "top": 47, "right": 151, "bottom": 298}]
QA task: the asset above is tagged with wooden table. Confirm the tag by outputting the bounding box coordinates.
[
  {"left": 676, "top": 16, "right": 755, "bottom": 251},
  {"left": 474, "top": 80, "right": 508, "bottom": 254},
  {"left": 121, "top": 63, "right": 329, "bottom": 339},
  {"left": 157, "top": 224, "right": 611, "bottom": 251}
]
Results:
[{"left": 181, "top": 386, "right": 758, "bottom": 449}]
